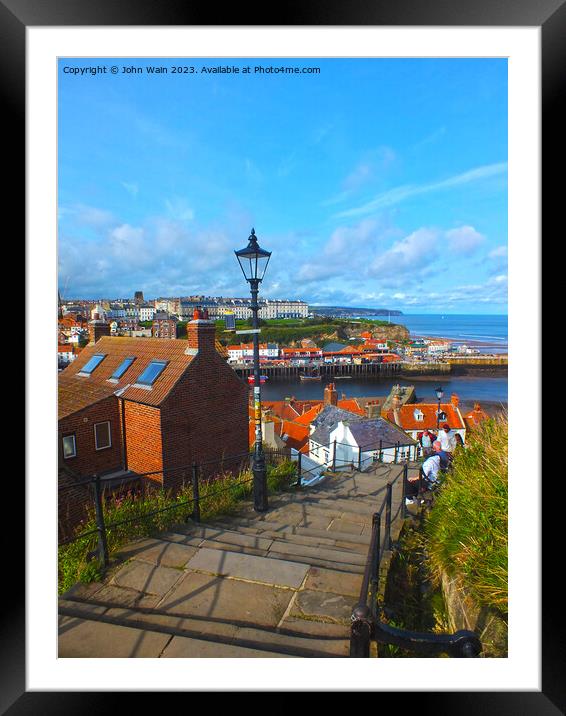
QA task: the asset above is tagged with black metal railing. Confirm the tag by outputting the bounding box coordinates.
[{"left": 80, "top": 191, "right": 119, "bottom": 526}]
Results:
[
  {"left": 349, "top": 463, "right": 482, "bottom": 658},
  {"left": 58, "top": 448, "right": 294, "bottom": 568},
  {"left": 292, "top": 436, "right": 420, "bottom": 487}
]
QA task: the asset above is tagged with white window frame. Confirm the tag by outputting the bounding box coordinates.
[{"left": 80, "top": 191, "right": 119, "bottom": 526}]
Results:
[
  {"left": 62, "top": 434, "right": 76, "bottom": 459},
  {"left": 94, "top": 421, "right": 112, "bottom": 451}
]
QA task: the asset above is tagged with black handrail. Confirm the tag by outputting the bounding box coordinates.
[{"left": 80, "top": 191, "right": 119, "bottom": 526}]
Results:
[{"left": 349, "top": 465, "right": 482, "bottom": 658}]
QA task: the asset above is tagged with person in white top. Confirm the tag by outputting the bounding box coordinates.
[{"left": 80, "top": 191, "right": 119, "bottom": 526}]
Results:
[
  {"left": 438, "top": 423, "right": 456, "bottom": 454},
  {"left": 421, "top": 453, "right": 441, "bottom": 485}
]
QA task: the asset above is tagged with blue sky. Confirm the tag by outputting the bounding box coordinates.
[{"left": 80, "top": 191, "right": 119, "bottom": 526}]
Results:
[{"left": 58, "top": 58, "right": 508, "bottom": 314}]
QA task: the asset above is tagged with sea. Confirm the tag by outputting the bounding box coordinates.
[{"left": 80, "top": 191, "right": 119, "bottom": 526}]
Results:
[
  {"left": 260, "top": 314, "right": 508, "bottom": 406},
  {"left": 372, "top": 313, "right": 508, "bottom": 353}
]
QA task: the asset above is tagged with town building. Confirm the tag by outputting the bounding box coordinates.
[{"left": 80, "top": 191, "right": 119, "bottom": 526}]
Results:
[
  {"left": 383, "top": 393, "right": 466, "bottom": 443},
  {"left": 462, "top": 402, "right": 490, "bottom": 431},
  {"left": 308, "top": 404, "right": 418, "bottom": 467},
  {"left": 58, "top": 310, "right": 249, "bottom": 497},
  {"left": 139, "top": 304, "right": 156, "bottom": 322},
  {"left": 227, "top": 342, "right": 280, "bottom": 364},
  {"left": 152, "top": 312, "right": 178, "bottom": 340}
]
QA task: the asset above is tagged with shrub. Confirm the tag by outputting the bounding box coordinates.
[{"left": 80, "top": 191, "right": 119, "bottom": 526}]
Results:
[{"left": 424, "top": 415, "right": 508, "bottom": 616}]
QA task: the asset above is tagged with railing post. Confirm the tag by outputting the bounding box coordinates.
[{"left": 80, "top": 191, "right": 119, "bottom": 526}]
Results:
[
  {"left": 191, "top": 462, "right": 200, "bottom": 522},
  {"left": 394, "top": 442, "right": 399, "bottom": 464},
  {"left": 385, "top": 483, "right": 392, "bottom": 550},
  {"left": 369, "top": 512, "right": 381, "bottom": 620},
  {"left": 93, "top": 473, "right": 109, "bottom": 569},
  {"left": 378, "top": 439, "right": 383, "bottom": 462},
  {"left": 332, "top": 439, "right": 337, "bottom": 471},
  {"left": 402, "top": 463, "right": 408, "bottom": 516},
  {"left": 350, "top": 604, "right": 372, "bottom": 658},
  {"left": 297, "top": 452, "right": 302, "bottom": 487},
  {"left": 358, "top": 445, "right": 362, "bottom": 471}
]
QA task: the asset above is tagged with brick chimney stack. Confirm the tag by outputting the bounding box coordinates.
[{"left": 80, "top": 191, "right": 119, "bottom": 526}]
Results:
[
  {"left": 451, "top": 394, "right": 459, "bottom": 407},
  {"left": 324, "top": 383, "right": 338, "bottom": 406},
  {"left": 186, "top": 308, "right": 215, "bottom": 355}
]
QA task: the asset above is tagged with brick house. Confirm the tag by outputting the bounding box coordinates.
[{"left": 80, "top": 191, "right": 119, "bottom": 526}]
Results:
[
  {"left": 152, "top": 312, "right": 178, "bottom": 340},
  {"left": 58, "top": 311, "right": 249, "bottom": 492}
]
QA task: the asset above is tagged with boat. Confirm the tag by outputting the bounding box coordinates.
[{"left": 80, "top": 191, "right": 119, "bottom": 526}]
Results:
[
  {"left": 334, "top": 375, "right": 352, "bottom": 379},
  {"left": 300, "top": 371, "right": 322, "bottom": 382},
  {"left": 247, "top": 375, "right": 268, "bottom": 385}
]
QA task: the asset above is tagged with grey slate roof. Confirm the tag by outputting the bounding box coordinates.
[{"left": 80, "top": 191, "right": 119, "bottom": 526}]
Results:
[
  {"left": 309, "top": 405, "right": 363, "bottom": 446},
  {"left": 309, "top": 405, "right": 417, "bottom": 451},
  {"left": 347, "top": 419, "right": 417, "bottom": 450},
  {"left": 322, "top": 342, "right": 347, "bottom": 352}
]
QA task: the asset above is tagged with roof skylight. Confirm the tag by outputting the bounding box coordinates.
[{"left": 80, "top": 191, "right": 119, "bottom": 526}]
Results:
[
  {"left": 136, "top": 360, "right": 167, "bottom": 386},
  {"left": 78, "top": 354, "right": 106, "bottom": 375},
  {"left": 110, "top": 357, "right": 135, "bottom": 380}
]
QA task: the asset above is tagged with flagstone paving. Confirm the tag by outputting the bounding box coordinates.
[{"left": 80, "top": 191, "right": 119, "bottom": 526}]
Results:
[{"left": 59, "top": 463, "right": 415, "bottom": 658}]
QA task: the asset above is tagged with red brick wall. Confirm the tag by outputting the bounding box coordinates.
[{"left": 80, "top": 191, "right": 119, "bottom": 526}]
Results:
[
  {"left": 123, "top": 401, "right": 164, "bottom": 485},
  {"left": 58, "top": 396, "right": 123, "bottom": 478},
  {"left": 161, "top": 346, "right": 249, "bottom": 491},
  {"left": 58, "top": 469, "right": 92, "bottom": 540}
]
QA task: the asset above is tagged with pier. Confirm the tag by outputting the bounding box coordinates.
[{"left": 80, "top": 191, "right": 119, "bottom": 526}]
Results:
[{"left": 233, "top": 361, "right": 402, "bottom": 381}]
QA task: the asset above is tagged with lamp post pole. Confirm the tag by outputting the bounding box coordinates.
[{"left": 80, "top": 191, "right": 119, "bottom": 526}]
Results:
[
  {"left": 435, "top": 386, "right": 444, "bottom": 430},
  {"left": 250, "top": 277, "right": 268, "bottom": 512},
  {"left": 235, "top": 228, "right": 271, "bottom": 513}
]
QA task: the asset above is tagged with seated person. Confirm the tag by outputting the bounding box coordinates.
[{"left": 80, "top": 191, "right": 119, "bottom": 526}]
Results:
[
  {"left": 432, "top": 440, "right": 452, "bottom": 470},
  {"left": 406, "top": 453, "right": 441, "bottom": 503}
]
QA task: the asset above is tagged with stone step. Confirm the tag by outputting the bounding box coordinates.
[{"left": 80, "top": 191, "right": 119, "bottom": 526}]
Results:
[
  {"left": 268, "top": 539, "right": 368, "bottom": 567},
  {"left": 58, "top": 613, "right": 297, "bottom": 658},
  {"left": 182, "top": 520, "right": 371, "bottom": 556},
  {"left": 204, "top": 520, "right": 370, "bottom": 554},
  {"left": 158, "top": 535, "right": 366, "bottom": 574},
  {"left": 208, "top": 517, "right": 373, "bottom": 546},
  {"left": 58, "top": 600, "right": 348, "bottom": 657}
]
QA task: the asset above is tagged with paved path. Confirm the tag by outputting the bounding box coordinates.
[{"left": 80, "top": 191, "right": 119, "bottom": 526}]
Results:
[{"left": 59, "top": 462, "right": 416, "bottom": 658}]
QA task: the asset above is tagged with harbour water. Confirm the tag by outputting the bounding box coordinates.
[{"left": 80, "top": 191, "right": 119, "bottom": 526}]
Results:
[{"left": 261, "top": 374, "right": 508, "bottom": 407}]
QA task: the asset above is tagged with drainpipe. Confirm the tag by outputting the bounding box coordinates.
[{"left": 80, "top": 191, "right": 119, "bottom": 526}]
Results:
[{"left": 120, "top": 397, "right": 128, "bottom": 471}]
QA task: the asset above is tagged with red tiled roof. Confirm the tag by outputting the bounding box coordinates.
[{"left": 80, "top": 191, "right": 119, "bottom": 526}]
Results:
[
  {"left": 59, "top": 336, "right": 198, "bottom": 407},
  {"left": 337, "top": 345, "right": 363, "bottom": 354},
  {"left": 463, "top": 404, "right": 489, "bottom": 430},
  {"left": 280, "top": 420, "right": 310, "bottom": 453},
  {"left": 294, "top": 404, "right": 324, "bottom": 425},
  {"left": 337, "top": 399, "right": 365, "bottom": 416},
  {"left": 385, "top": 403, "right": 465, "bottom": 431},
  {"left": 58, "top": 373, "right": 117, "bottom": 420},
  {"left": 262, "top": 400, "right": 301, "bottom": 421}
]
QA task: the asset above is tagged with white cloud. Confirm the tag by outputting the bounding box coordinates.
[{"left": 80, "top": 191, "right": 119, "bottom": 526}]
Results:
[
  {"left": 369, "top": 228, "right": 439, "bottom": 276},
  {"left": 165, "top": 197, "right": 195, "bottom": 222},
  {"left": 445, "top": 225, "right": 486, "bottom": 255},
  {"left": 334, "top": 162, "right": 507, "bottom": 219},
  {"left": 489, "top": 246, "right": 507, "bottom": 259}
]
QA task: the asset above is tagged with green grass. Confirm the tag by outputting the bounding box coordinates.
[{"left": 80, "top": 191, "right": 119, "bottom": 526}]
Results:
[
  {"left": 424, "top": 415, "right": 508, "bottom": 616},
  {"left": 380, "top": 521, "right": 451, "bottom": 658},
  {"left": 58, "top": 459, "right": 297, "bottom": 594}
]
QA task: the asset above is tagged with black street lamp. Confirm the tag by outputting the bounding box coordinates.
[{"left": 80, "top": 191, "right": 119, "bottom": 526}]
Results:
[
  {"left": 235, "top": 228, "right": 271, "bottom": 512},
  {"left": 435, "top": 386, "right": 444, "bottom": 430}
]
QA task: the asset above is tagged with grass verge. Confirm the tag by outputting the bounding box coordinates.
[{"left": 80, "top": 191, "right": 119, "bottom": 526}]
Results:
[{"left": 425, "top": 415, "right": 508, "bottom": 616}]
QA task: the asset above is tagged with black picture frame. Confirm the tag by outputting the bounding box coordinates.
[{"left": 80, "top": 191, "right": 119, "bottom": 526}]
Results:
[{"left": 9, "top": 0, "right": 557, "bottom": 711}]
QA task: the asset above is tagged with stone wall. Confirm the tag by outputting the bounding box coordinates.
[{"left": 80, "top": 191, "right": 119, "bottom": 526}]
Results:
[{"left": 441, "top": 571, "right": 508, "bottom": 657}]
